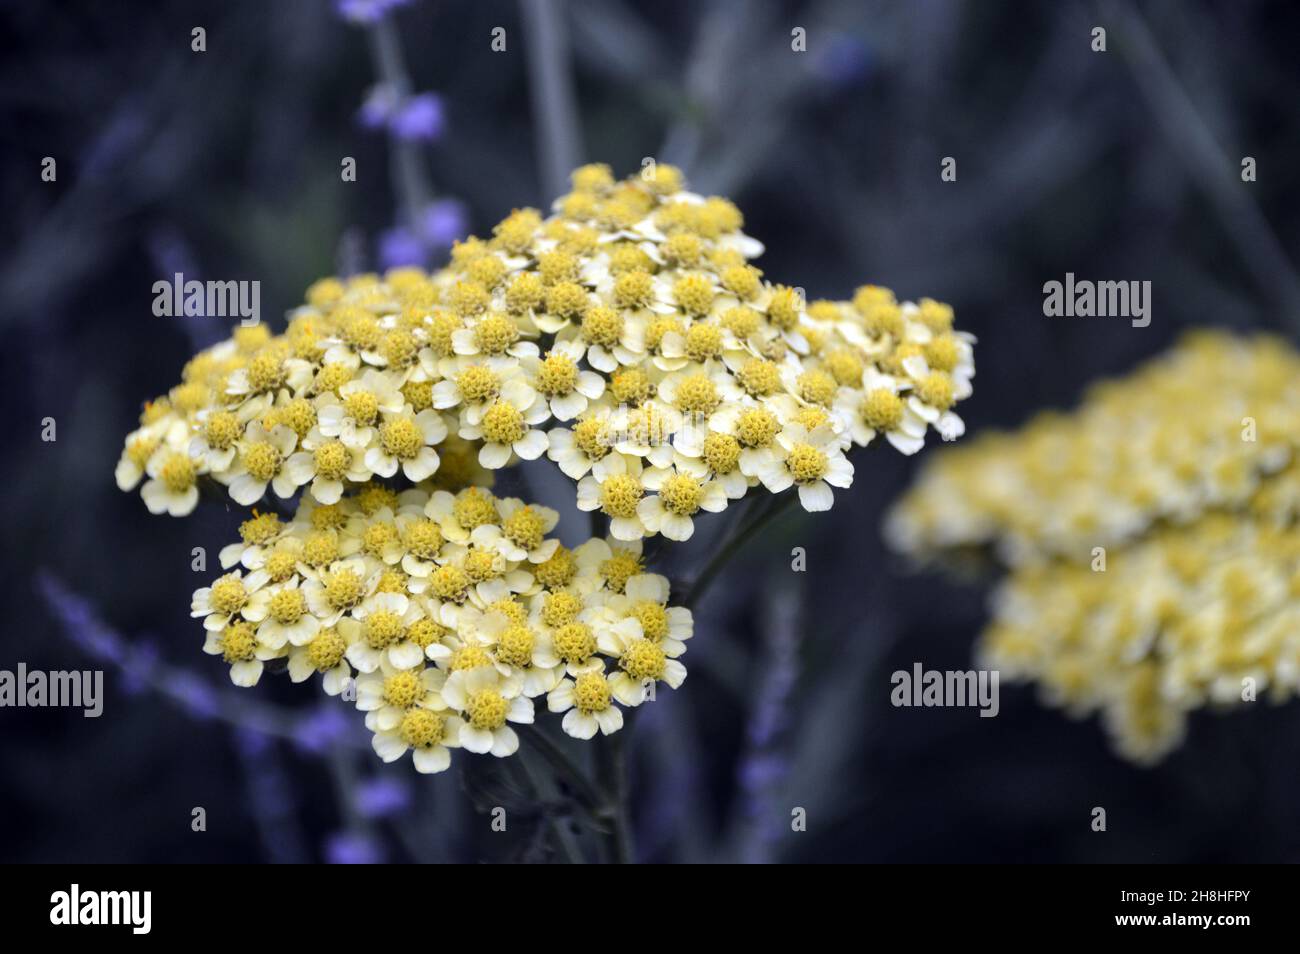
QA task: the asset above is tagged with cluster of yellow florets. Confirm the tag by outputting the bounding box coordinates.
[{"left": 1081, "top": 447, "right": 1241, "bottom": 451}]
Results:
[
  {"left": 887, "top": 331, "right": 1300, "bottom": 762},
  {"left": 116, "top": 164, "right": 975, "bottom": 537},
  {"left": 192, "top": 482, "right": 691, "bottom": 772}
]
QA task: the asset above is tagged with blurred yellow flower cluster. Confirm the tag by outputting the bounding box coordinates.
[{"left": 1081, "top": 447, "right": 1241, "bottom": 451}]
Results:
[
  {"left": 888, "top": 331, "right": 1300, "bottom": 762},
  {"left": 116, "top": 164, "right": 974, "bottom": 537},
  {"left": 193, "top": 483, "right": 689, "bottom": 772}
]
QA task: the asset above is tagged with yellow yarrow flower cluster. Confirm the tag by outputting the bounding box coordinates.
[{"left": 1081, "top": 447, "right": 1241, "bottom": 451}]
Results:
[
  {"left": 194, "top": 482, "right": 691, "bottom": 772},
  {"left": 117, "top": 164, "right": 975, "bottom": 537},
  {"left": 887, "top": 331, "right": 1300, "bottom": 763}
]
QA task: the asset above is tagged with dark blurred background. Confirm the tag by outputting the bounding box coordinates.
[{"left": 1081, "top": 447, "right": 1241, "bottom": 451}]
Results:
[{"left": 3, "top": 0, "right": 1300, "bottom": 863}]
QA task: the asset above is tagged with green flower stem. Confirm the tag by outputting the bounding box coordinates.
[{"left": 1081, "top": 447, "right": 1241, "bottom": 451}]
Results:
[
  {"left": 683, "top": 491, "right": 799, "bottom": 609},
  {"left": 595, "top": 729, "right": 634, "bottom": 864},
  {"left": 516, "top": 724, "right": 605, "bottom": 813}
]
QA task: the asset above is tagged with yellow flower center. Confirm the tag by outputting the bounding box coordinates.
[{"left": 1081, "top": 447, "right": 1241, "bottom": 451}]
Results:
[
  {"left": 661, "top": 233, "right": 702, "bottom": 267},
  {"left": 672, "top": 373, "right": 720, "bottom": 416},
  {"left": 825, "top": 350, "right": 864, "bottom": 387},
  {"left": 453, "top": 489, "right": 499, "bottom": 529},
  {"left": 630, "top": 601, "right": 668, "bottom": 640},
  {"left": 721, "top": 265, "right": 761, "bottom": 300},
  {"left": 600, "top": 551, "right": 643, "bottom": 593},
  {"left": 247, "top": 352, "right": 287, "bottom": 392},
  {"left": 915, "top": 372, "right": 955, "bottom": 411},
  {"left": 542, "top": 591, "right": 584, "bottom": 627},
  {"left": 364, "top": 609, "right": 405, "bottom": 649},
  {"left": 786, "top": 443, "right": 829, "bottom": 482},
  {"left": 315, "top": 362, "right": 353, "bottom": 395},
  {"left": 736, "top": 407, "right": 780, "bottom": 447},
  {"left": 702, "top": 432, "right": 741, "bottom": 475},
  {"left": 552, "top": 622, "right": 596, "bottom": 665},
  {"left": 599, "top": 474, "right": 643, "bottom": 519},
  {"left": 503, "top": 507, "right": 545, "bottom": 551},
  {"left": 403, "top": 519, "right": 444, "bottom": 560},
  {"left": 735, "top": 358, "right": 781, "bottom": 397},
  {"left": 609, "top": 368, "right": 653, "bottom": 406},
  {"left": 535, "top": 352, "right": 579, "bottom": 396},
  {"left": 264, "top": 550, "right": 298, "bottom": 582},
  {"left": 684, "top": 323, "right": 724, "bottom": 361},
  {"left": 343, "top": 391, "right": 379, "bottom": 427},
  {"left": 573, "top": 418, "right": 610, "bottom": 459},
  {"left": 861, "top": 389, "right": 904, "bottom": 430},
  {"left": 573, "top": 672, "right": 613, "bottom": 713},
  {"left": 204, "top": 411, "right": 241, "bottom": 450},
  {"left": 721, "top": 306, "right": 760, "bottom": 338},
  {"left": 797, "top": 370, "right": 837, "bottom": 407},
  {"left": 239, "top": 512, "right": 281, "bottom": 545},
  {"left": 375, "top": 569, "right": 408, "bottom": 593},
  {"left": 480, "top": 401, "right": 526, "bottom": 445},
  {"left": 449, "top": 644, "right": 490, "bottom": 671},
  {"left": 923, "top": 335, "right": 960, "bottom": 372},
  {"left": 363, "top": 521, "right": 398, "bottom": 558},
  {"left": 302, "top": 531, "right": 340, "bottom": 567},
  {"left": 466, "top": 689, "right": 508, "bottom": 731},
  {"left": 473, "top": 313, "right": 519, "bottom": 354},
  {"left": 495, "top": 625, "right": 535, "bottom": 668},
  {"left": 673, "top": 274, "right": 714, "bottom": 315},
  {"left": 620, "top": 638, "right": 666, "bottom": 682},
  {"left": 659, "top": 473, "right": 704, "bottom": 516},
  {"left": 402, "top": 379, "right": 433, "bottom": 412},
  {"left": 580, "top": 305, "right": 623, "bottom": 347},
  {"left": 381, "top": 330, "right": 419, "bottom": 368},
  {"left": 613, "top": 270, "right": 654, "bottom": 309},
  {"left": 324, "top": 568, "right": 363, "bottom": 610},
  {"left": 306, "top": 628, "right": 346, "bottom": 670},
  {"left": 430, "top": 565, "right": 470, "bottom": 602},
  {"left": 399, "top": 709, "right": 446, "bottom": 748},
  {"left": 505, "top": 273, "right": 545, "bottom": 314},
  {"left": 314, "top": 441, "right": 350, "bottom": 480},
  {"left": 534, "top": 547, "right": 577, "bottom": 589},
  {"left": 209, "top": 576, "right": 248, "bottom": 616},
  {"left": 466, "top": 255, "right": 506, "bottom": 289},
  {"left": 160, "top": 453, "right": 197, "bottom": 493},
  {"left": 383, "top": 671, "right": 424, "bottom": 709},
  {"left": 450, "top": 281, "right": 491, "bottom": 317},
  {"left": 268, "top": 588, "right": 305, "bottom": 625},
  {"left": 380, "top": 417, "right": 423, "bottom": 460},
  {"left": 407, "top": 617, "right": 450, "bottom": 649},
  {"left": 545, "top": 282, "right": 589, "bottom": 319},
  {"left": 219, "top": 622, "right": 258, "bottom": 663},
  {"left": 767, "top": 286, "right": 802, "bottom": 331},
  {"left": 457, "top": 365, "right": 500, "bottom": 403},
  {"left": 464, "top": 548, "right": 500, "bottom": 582}
]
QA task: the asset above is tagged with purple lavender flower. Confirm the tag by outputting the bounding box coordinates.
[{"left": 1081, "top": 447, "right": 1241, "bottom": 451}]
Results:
[
  {"left": 419, "top": 198, "right": 469, "bottom": 251},
  {"left": 358, "top": 84, "right": 398, "bottom": 130},
  {"left": 355, "top": 777, "right": 412, "bottom": 819},
  {"left": 391, "top": 93, "right": 445, "bottom": 143},
  {"left": 325, "top": 831, "right": 385, "bottom": 864},
  {"left": 378, "top": 226, "right": 426, "bottom": 270},
  {"left": 335, "top": 0, "right": 411, "bottom": 25}
]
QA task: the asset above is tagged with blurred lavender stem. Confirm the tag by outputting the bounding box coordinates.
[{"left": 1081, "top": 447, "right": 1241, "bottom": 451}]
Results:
[{"left": 368, "top": 15, "right": 433, "bottom": 226}]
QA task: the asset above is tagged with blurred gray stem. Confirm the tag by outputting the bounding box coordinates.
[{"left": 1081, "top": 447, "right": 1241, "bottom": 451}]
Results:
[
  {"left": 521, "top": 0, "right": 584, "bottom": 201},
  {"left": 1101, "top": 0, "right": 1300, "bottom": 326}
]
